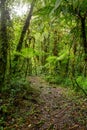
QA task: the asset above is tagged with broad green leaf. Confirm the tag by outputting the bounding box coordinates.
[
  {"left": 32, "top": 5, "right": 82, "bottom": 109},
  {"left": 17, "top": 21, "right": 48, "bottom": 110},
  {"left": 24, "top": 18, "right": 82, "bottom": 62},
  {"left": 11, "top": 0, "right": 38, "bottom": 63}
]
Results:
[{"left": 51, "top": 0, "right": 62, "bottom": 14}]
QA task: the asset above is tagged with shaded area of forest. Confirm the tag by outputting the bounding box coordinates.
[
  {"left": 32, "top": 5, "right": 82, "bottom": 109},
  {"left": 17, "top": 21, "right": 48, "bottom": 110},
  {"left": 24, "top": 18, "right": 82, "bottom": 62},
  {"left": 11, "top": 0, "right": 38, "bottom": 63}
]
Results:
[{"left": 0, "top": 0, "right": 87, "bottom": 129}]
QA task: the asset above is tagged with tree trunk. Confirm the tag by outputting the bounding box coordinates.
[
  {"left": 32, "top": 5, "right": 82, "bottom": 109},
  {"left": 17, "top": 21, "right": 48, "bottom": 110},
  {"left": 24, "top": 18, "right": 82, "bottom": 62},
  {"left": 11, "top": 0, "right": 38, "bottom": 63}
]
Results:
[
  {"left": 53, "top": 30, "right": 58, "bottom": 56},
  {"left": 81, "top": 17, "right": 87, "bottom": 53},
  {"left": 13, "top": 0, "right": 35, "bottom": 72},
  {"left": 0, "top": 0, "right": 8, "bottom": 88},
  {"left": 80, "top": 17, "right": 87, "bottom": 76}
]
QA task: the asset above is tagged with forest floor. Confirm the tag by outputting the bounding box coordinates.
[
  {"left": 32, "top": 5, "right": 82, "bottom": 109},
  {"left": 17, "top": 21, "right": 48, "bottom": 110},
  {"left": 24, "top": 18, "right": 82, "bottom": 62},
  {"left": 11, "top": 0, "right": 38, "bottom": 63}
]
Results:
[{"left": 3, "top": 76, "right": 87, "bottom": 130}]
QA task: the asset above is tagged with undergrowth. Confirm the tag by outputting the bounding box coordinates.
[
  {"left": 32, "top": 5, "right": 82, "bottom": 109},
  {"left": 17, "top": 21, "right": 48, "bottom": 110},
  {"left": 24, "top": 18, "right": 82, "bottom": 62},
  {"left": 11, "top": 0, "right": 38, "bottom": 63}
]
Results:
[
  {"left": 44, "top": 75, "right": 72, "bottom": 86},
  {"left": 0, "top": 76, "right": 40, "bottom": 130},
  {"left": 44, "top": 74, "right": 87, "bottom": 96}
]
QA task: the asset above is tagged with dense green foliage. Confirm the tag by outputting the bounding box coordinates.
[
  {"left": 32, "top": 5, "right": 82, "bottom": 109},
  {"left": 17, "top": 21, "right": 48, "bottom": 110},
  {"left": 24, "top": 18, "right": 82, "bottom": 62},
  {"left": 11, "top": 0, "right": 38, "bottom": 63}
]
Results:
[
  {"left": 0, "top": 0, "right": 87, "bottom": 128},
  {"left": 0, "top": 0, "right": 87, "bottom": 93}
]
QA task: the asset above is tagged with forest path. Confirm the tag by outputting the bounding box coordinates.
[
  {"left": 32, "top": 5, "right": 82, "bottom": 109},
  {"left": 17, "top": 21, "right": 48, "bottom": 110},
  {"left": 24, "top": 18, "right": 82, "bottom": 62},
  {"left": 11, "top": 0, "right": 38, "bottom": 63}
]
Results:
[{"left": 21, "top": 76, "right": 87, "bottom": 130}]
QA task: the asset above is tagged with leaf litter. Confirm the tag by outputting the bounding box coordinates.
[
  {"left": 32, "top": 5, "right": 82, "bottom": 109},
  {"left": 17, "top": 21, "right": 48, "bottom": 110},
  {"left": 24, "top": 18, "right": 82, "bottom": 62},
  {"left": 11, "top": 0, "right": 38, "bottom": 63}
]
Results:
[{"left": 3, "top": 76, "right": 87, "bottom": 130}]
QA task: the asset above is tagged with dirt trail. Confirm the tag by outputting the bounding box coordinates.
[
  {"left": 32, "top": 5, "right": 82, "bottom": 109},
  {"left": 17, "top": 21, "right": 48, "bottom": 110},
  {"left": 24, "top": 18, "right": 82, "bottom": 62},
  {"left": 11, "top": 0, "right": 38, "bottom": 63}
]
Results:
[{"left": 22, "top": 76, "right": 87, "bottom": 130}]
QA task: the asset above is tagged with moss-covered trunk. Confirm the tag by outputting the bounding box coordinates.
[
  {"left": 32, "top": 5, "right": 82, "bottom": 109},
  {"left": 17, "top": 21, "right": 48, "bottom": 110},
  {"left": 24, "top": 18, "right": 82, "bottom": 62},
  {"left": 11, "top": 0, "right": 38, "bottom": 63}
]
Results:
[
  {"left": 13, "top": 0, "right": 35, "bottom": 73},
  {"left": 0, "top": 0, "right": 8, "bottom": 88}
]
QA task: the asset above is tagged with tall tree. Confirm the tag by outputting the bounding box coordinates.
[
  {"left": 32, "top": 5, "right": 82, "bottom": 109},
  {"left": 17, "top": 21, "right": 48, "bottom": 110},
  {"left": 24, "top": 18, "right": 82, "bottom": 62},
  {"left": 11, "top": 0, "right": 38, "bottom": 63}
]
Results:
[
  {"left": 0, "top": 0, "right": 8, "bottom": 89},
  {"left": 13, "top": 0, "right": 36, "bottom": 72}
]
